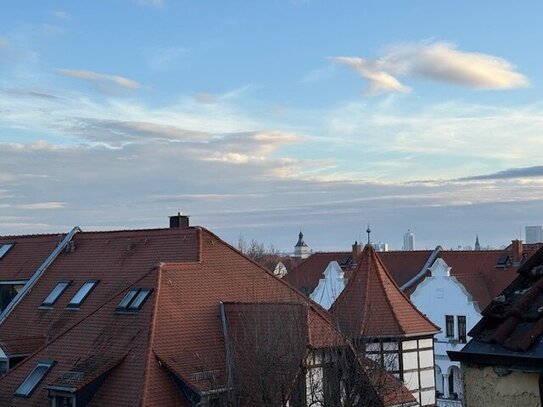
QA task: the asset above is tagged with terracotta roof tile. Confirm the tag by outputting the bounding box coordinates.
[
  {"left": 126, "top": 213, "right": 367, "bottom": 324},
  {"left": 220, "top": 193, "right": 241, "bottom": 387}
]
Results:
[{"left": 331, "top": 245, "right": 439, "bottom": 338}]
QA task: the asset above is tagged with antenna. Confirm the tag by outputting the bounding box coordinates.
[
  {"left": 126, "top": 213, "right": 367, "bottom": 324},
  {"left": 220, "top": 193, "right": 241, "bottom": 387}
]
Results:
[{"left": 366, "top": 224, "right": 371, "bottom": 245}]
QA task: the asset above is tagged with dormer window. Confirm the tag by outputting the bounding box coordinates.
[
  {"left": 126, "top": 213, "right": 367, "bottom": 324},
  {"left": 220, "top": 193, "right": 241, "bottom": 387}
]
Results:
[
  {"left": 66, "top": 281, "right": 98, "bottom": 309},
  {"left": 15, "top": 359, "right": 55, "bottom": 397},
  {"left": 41, "top": 281, "right": 71, "bottom": 307},
  {"left": 0, "top": 243, "right": 14, "bottom": 260},
  {"left": 116, "top": 288, "right": 153, "bottom": 312}
]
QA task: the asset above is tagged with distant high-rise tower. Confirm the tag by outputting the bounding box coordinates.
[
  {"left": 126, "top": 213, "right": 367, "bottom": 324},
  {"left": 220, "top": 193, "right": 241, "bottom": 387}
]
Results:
[
  {"left": 294, "top": 230, "right": 309, "bottom": 259},
  {"left": 526, "top": 226, "right": 543, "bottom": 244},
  {"left": 403, "top": 229, "right": 415, "bottom": 251},
  {"left": 474, "top": 235, "right": 481, "bottom": 251}
]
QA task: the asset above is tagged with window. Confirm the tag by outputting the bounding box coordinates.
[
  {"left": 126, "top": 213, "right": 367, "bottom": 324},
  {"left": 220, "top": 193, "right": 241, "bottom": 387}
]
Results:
[
  {"left": 116, "top": 288, "right": 153, "bottom": 312},
  {"left": 15, "top": 359, "right": 54, "bottom": 397},
  {"left": 41, "top": 281, "right": 71, "bottom": 307},
  {"left": 66, "top": 281, "right": 97, "bottom": 309},
  {"left": 0, "top": 243, "right": 14, "bottom": 260},
  {"left": 52, "top": 395, "right": 75, "bottom": 407},
  {"left": 457, "top": 316, "right": 467, "bottom": 343},
  {"left": 445, "top": 315, "right": 454, "bottom": 338}
]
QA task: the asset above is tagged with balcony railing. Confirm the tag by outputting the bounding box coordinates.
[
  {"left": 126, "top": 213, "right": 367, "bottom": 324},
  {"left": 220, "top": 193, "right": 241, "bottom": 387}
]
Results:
[{"left": 436, "top": 397, "right": 463, "bottom": 407}]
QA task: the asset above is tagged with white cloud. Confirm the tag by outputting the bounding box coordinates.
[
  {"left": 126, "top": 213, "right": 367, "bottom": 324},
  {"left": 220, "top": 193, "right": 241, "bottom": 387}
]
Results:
[
  {"left": 332, "top": 41, "right": 528, "bottom": 95},
  {"left": 18, "top": 202, "right": 66, "bottom": 210},
  {"left": 330, "top": 56, "right": 410, "bottom": 95},
  {"left": 55, "top": 69, "right": 141, "bottom": 92},
  {"left": 381, "top": 42, "right": 529, "bottom": 89}
]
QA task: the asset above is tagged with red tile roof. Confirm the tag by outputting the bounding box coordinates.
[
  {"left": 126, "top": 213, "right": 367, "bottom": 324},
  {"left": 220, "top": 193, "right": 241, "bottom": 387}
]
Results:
[
  {"left": 0, "top": 233, "right": 65, "bottom": 281},
  {"left": 0, "top": 226, "right": 415, "bottom": 406},
  {"left": 469, "top": 246, "right": 543, "bottom": 352},
  {"left": 331, "top": 245, "right": 439, "bottom": 338}
]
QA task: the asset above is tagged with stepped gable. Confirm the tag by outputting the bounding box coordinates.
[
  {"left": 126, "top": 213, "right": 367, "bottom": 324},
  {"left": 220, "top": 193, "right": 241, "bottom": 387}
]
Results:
[{"left": 330, "top": 244, "right": 439, "bottom": 338}]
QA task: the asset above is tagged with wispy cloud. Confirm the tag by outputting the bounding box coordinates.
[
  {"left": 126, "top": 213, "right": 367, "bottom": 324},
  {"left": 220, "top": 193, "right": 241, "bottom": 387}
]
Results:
[
  {"left": 332, "top": 41, "right": 528, "bottom": 95},
  {"left": 55, "top": 69, "right": 141, "bottom": 93},
  {"left": 148, "top": 46, "right": 189, "bottom": 71},
  {"left": 51, "top": 10, "right": 70, "bottom": 20},
  {"left": 18, "top": 202, "right": 66, "bottom": 210},
  {"left": 460, "top": 166, "right": 543, "bottom": 181},
  {"left": 330, "top": 56, "right": 410, "bottom": 95}
]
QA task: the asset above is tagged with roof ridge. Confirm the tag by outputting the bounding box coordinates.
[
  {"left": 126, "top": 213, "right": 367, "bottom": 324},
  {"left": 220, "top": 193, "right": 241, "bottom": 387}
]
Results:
[
  {"left": 372, "top": 247, "right": 439, "bottom": 333},
  {"left": 139, "top": 264, "right": 163, "bottom": 405},
  {"left": 198, "top": 227, "right": 336, "bottom": 323}
]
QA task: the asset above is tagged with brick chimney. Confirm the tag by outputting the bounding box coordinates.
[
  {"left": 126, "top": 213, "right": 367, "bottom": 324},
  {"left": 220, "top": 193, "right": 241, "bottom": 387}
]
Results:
[
  {"left": 511, "top": 239, "right": 523, "bottom": 264},
  {"left": 169, "top": 212, "right": 190, "bottom": 229},
  {"left": 352, "top": 241, "right": 362, "bottom": 265}
]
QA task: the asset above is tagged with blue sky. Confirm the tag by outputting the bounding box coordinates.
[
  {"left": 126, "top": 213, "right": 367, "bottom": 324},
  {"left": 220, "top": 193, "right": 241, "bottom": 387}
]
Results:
[{"left": 1, "top": 0, "right": 543, "bottom": 251}]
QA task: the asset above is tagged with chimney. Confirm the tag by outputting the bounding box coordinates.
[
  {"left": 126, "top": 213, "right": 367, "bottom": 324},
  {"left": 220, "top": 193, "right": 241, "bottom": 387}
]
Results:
[
  {"left": 169, "top": 212, "right": 190, "bottom": 229},
  {"left": 511, "top": 239, "right": 523, "bottom": 263},
  {"left": 352, "top": 241, "right": 362, "bottom": 265}
]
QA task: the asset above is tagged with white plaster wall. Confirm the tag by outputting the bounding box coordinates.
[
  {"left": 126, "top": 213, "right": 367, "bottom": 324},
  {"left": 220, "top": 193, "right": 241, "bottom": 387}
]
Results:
[
  {"left": 310, "top": 261, "right": 346, "bottom": 310},
  {"left": 411, "top": 257, "right": 482, "bottom": 397}
]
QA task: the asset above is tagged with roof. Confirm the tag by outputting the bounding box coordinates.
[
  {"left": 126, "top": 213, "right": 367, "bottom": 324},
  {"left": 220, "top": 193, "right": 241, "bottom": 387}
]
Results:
[
  {"left": 2, "top": 226, "right": 397, "bottom": 406},
  {"left": 330, "top": 245, "right": 439, "bottom": 338},
  {"left": 284, "top": 244, "right": 533, "bottom": 312},
  {"left": 451, "top": 246, "right": 543, "bottom": 367},
  {"left": 0, "top": 233, "right": 65, "bottom": 281}
]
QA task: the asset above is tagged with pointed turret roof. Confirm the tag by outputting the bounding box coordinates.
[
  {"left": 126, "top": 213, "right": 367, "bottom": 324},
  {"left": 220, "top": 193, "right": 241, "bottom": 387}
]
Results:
[
  {"left": 475, "top": 235, "right": 481, "bottom": 251},
  {"left": 330, "top": 244, "right": 439, "bottom": 338},
  {"left": 295, "top": 230, "right": 307, "bottom": 247}
]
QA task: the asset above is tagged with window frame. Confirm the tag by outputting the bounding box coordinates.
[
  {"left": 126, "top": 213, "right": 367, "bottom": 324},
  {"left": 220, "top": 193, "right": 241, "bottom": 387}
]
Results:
[
  {"left": 445, "top": 315, "right": 455, "bottom": 338},
  {"left": 66, "top": 280, "right": 98, "bottom": 309},
  {"left": 457, "top": 315, "right": 467, "bottom": 343},
  {"left": 41, "top": 281, "right": 72, "bottom": 308},
  {"left": 0, "top": 243, "right": 15, "bottom": 260},
  {"left": 14, "top": 359, "right": 55, "bottom": 398},
  {"left": 116, "top": 288, "right": 154, "bottom": 312}
]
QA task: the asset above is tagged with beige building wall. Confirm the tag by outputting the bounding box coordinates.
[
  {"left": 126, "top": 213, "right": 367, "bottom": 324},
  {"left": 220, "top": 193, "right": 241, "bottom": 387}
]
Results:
[{"left": 463, "top": 365, "right": 541, "bottom": 407}]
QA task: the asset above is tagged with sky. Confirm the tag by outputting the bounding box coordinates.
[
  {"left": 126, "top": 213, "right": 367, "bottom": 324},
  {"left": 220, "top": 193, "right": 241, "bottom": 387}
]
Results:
[{"left": 1, "top": 0, "right": 543, "bottom": 251}]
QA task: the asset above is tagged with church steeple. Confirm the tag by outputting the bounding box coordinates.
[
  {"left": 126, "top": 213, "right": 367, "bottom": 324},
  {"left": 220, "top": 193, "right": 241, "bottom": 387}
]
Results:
[
  {"left": 294, "top": 230, "right": 309, "bottom": 259},
  {"left": 474, "top": 235, "right": 481, "bottom": 251}
]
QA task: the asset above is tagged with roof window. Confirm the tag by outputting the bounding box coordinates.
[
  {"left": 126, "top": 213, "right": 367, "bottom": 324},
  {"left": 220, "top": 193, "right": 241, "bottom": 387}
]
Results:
[
  {"left": 496, "top": 254, "right": 509, "bottom": 267},
  {"left": 0, "top": 243, "right": 14, "bottom": 260},
  {"left": 41, "top": 281, "right": 71, "bottom": 307},
  {"left": 116, "top": 288, "right": 153, "bottom": 312},
  {"left": 15, "top": 359, "right": 55, "bottom": 397},
  {"left": 66, "top": 281, "right": 98, "bottom": 309}
]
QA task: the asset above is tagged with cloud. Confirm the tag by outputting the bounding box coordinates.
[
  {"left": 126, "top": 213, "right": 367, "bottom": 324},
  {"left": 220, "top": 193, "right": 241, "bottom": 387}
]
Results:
[
  {"left": 51, "top": 11, "right": 70, "bottom": 20},
  {"left": 332, "top": 41, "right": 528, "bottom": 95},
  {"left": 194, "top": 93, "right": 216, "bottom": 104},
  {"left": 330, "top": 57, "right": 410, "bottom": 95},
  {"left": 148, "top": 46, "right": 190, "bottom": 71},
  {"left": 55, "top": 69, "right": 141, "bottom": 93},
  {"left": 460, "top": 166, "right": 543, "bottom": 181},
  {"left": 18, "top": 202, "right": 66, "bottom": 210}
]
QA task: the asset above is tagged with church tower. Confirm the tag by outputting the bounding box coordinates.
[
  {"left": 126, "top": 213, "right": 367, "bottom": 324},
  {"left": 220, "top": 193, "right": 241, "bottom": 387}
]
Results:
[
  {"left": 474, "top": 235, "right": 481, "bottom": 251},
  {"left": 294, "top": 231, "right": 309, "bottom": 259}
]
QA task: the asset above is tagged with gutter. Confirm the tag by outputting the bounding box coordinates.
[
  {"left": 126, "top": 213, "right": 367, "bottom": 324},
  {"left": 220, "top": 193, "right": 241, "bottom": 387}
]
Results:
[
  {"left": 0, "top": 226, "right": 81, "bottom": 324},
  {"left": 400, "top": 245, "right": 442, "bottom": 292}
]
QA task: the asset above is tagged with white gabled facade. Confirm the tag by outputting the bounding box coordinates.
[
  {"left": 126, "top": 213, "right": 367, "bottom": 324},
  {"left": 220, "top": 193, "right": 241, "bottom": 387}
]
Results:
[
  {"left": 310, "top": 261, "right": 346, "bottom": 310},
  {"left": 411, "top": 258, "right": 481, "bottom": 407}
]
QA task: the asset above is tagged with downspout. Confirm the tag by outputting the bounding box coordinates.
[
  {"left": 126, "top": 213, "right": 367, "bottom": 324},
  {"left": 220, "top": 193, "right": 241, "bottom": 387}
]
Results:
[
  {"left": 400, "top": 245, "right": 442, "bottom": 292},
  {"left": 219, "top": 301, "right": 235, "bottom": 405},
  {"left": 0, "top": 226, "right": 81, "bottom": 324}
]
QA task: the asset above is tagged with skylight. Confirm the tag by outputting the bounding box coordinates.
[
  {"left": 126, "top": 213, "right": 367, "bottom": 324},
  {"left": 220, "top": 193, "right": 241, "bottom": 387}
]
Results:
[
  {"left": 66, "top": 281, "right": 98, "bottom": 309},
  {"left": 0, "top": 243, "right": 14, "bottom": 260},
  {"left": 15, "top": 359, "right": 54, "bottom": 397},
  {"left": 41, "top": 281, "right": 71, "bottom": 307},
  {"left": 116, "top": 288, "right": 153, "bottom": 312}
]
